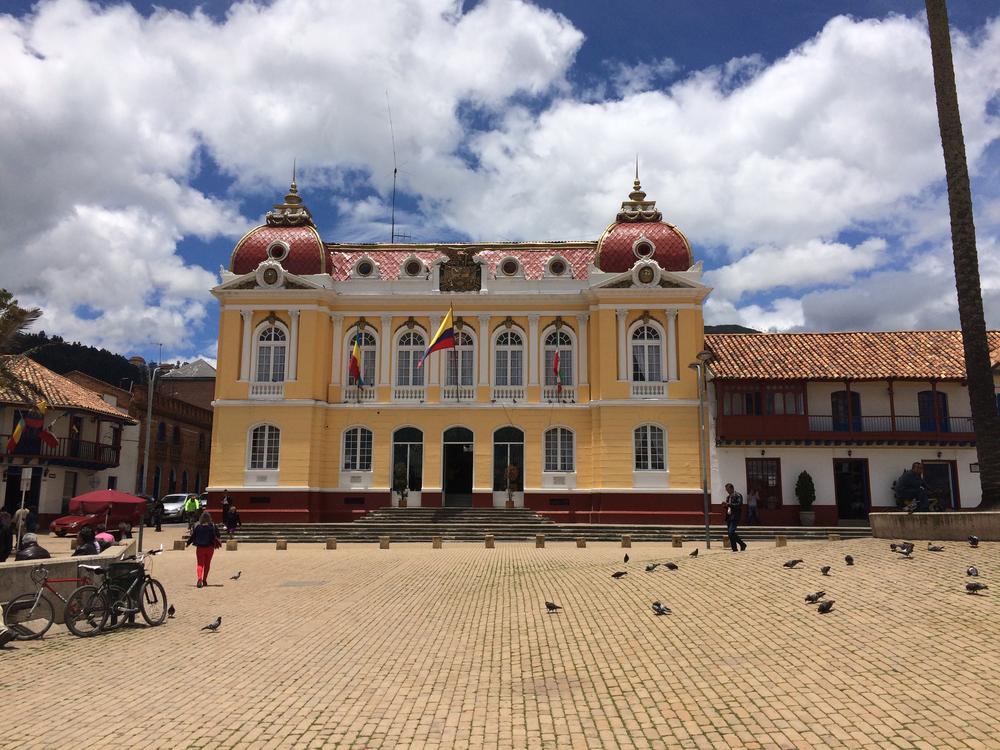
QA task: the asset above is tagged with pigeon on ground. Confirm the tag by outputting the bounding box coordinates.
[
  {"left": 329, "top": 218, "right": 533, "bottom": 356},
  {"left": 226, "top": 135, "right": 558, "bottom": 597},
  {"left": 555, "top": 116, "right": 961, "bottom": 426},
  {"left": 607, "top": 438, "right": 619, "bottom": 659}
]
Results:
[
  {"left": 0, "top": 628, "right": 16, "bottom": 648},
  {"left": 651, "top": 601, "right": 671, "bottom": 616},
  {"left": 147, "top": 544, "right": 164, "bottom": 555},
  {"left": 611, "top": 571, "right": 628, "bottom": 579},
  {"left": 689, "top": 549, "right": 698, "bottom": 558},
  {"left": 969, "top": 536, "right": 979, "bottom": 548},
  {"left": 783, "top": 559, "right": 804, "bottom": 568},
  {"left": 664, "top": 562, "right": 679, "bottom": 571},
  {"left": 927, "top": 544, "right": 945, "bottom": 552},
  {"left": 967, "top": 566, "right": 979, "bottom": 577},
  {"left": 817, "top": 600, "right": 835, "bottom": 614},
  {"left": 804, "top": 591, "right": 827, "bottom": 604},
  {"left": 891, "top": 543, "right": 914, "bottom": 558},
  {"left": 820, "top": 566, "right": 831, "bottom": 576},
  {"left": 545, "top": 601, "right": 562, "bottom": 613},
  {"left": 201, "top": 616, "right": 222, "bottom": 632},
  {"left": 645, "top": 563, "right": 659, "bottom": 572},
  {"left": 230, "top": 571, "right": 242, "bottom": 580},
  {"left": 966, "top": 582, "right": 989, "bottom": 595},
  {"left": 624, "top": 553, "right": 629, "bottom": 564},
  {"left": 845, "top": 555, "right": 855, "bottom": 566},
  {"left": 167, "top": 605, "right": 176, "bottom": 619}
]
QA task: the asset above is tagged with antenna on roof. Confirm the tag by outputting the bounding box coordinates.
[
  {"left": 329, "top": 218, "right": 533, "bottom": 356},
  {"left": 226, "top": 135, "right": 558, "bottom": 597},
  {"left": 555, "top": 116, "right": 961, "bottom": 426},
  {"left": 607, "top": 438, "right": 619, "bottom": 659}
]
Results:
[{"left": 386, "top": 90, "right": 399, "bottom": 244}]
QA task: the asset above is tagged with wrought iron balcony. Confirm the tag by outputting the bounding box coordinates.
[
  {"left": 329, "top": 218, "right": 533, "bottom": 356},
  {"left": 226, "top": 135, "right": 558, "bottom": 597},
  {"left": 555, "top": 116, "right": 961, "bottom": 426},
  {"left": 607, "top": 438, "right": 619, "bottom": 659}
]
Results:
[{"left": 2, "top": 434, "right": 121, "bottom": 469}]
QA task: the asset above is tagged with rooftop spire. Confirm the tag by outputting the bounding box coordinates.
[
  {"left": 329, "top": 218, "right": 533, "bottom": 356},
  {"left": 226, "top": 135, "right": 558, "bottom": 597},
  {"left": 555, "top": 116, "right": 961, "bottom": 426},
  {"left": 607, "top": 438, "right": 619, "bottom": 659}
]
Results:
[
  {"left": 266, "top": 160, "right": 314, "bottom": 226},
  {"left": 617, "top": 159, "right": 661, "bottom": 222}
]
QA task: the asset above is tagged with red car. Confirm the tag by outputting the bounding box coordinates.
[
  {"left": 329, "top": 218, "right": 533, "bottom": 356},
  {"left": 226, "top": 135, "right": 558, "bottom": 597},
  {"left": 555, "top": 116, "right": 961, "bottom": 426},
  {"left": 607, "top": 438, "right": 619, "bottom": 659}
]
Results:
[{"left": 49, "top": 490, "right": 146, "bottom": 538}]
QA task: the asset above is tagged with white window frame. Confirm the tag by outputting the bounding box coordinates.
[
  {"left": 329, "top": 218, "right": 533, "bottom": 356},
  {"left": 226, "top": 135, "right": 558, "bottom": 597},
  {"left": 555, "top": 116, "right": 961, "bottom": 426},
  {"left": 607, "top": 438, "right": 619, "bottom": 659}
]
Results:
[
  {"left": 543, "top": 426, "right": 576, "bottom": 476},
  {"left": 632, "top": 423, "right": 669, "bottom": 488},
  {"left": 342, "top": 426, "right": 374, "bottom": 472},
  {"left": 395, "top": 328, "right": 427, "bottom": 387},
  {"left": 446, "top": 330, "right": 477, "bottom": 387},
  {"left": 492, "top": 326, "right": 526, "bottom": 387},
  {"left": 253, "top": 321, "right": 289, "bottom": 383},
  {"left": 541, "top": 326, "right": 576, "bottom": 388},
  {"left": 628, "top": 321, "right": 665, "bottom": 383},
  {"left": 246, "top": 423, "right": 280, "bottom": 486},
  {"left": 344, "top": 328, "right": 378, "bottom": 387}
]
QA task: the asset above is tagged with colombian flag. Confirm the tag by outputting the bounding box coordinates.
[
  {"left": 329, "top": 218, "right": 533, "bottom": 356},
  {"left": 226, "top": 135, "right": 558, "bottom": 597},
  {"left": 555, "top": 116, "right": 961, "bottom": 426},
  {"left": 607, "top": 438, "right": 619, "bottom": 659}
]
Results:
[
  {"left": 417, "top": 306, "right": 456, "bottom": 368},
  {"left": 553, "top": 350, "right": 562, "bottom": 394},
  {"left": 349, "top": 334, "right": 364, "bottom": 386},
  {"left": 6, "top": 414, "right": 25, "bottom": 454}
]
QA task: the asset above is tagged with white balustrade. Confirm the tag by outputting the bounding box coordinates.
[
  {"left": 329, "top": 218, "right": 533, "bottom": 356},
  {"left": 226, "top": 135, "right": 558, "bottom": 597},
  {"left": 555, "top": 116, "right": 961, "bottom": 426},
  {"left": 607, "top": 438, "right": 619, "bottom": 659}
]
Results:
[
  {"left": 491, "top": 386, "right": 525, "bottom": 402},
  {"left": 630, "top": 382, "right": 666, "bottom": 398},
  {"left": 441, "top": 385, "right": 477, "bottom": 401},
  {"left": 249, "top": 382, "right": 285, "bottom": 400},
  {"left": 542, "top": 386, "right": 576, "bottom": 402},
  {"left": 393, "top": 386, "right": 425, "bottom": 402},
  {"left": 345, "top": 386, "right": 376, "bottom": 402}
]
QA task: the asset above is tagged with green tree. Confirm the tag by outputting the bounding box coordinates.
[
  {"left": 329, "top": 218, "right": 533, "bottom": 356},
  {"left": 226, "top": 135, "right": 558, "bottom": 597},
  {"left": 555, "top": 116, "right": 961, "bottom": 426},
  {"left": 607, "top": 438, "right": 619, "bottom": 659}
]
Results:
[
  {"left": 0, "top": 288, "right": 46, "bottom": 404},
  {"left": 925, "top": 0, "right": 1000, "bottom": 509},
  {"left": 795, "top": 471, "right": 816, "bottom": 511}
]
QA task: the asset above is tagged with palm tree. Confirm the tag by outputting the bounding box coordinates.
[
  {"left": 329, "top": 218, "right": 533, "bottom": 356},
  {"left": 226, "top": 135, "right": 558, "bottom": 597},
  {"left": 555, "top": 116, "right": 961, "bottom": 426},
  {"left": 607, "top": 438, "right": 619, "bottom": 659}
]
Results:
[
  {"left": 0, "top": 288, "right": 46, "bottom": 405},
  {"left": 925, "top": 0, "right": 1000, "bottom": 508}
]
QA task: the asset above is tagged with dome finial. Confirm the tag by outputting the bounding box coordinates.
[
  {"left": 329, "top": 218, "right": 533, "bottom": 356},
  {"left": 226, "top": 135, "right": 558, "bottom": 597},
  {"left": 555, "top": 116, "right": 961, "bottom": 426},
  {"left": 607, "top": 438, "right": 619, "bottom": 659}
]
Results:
[
  {"left": 617, "top": 158, "right": 660, "bottom": 222},
  {"left": 267, "top": 160, "right": 314, "bottom": 226},
  {"left": 630, "top": 155, "right": 646, "bottom": 201}
]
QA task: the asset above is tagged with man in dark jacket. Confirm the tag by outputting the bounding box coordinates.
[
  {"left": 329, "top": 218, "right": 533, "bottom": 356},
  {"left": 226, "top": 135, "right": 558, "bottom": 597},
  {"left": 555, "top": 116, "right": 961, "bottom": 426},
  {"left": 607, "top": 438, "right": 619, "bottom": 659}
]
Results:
[
  {"left": 15, "top": 533, "right": 51, "bottom": 561},
  {"left": 895, "top": 462, "right": 931, "bottom": 513},
  {"left": 72, "top": 527, "right": 101, "bottom": 557}
]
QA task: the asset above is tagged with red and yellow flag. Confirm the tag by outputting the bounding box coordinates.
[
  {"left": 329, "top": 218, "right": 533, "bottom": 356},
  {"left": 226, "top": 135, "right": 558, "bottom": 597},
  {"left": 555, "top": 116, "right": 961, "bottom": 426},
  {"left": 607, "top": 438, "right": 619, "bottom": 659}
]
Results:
[
  {"left": 349, "top": 334, "right": 364, "bottom": 386},
  {"left": 6, "top": 415, "right": 25, "bottom": 454},
  {"left": 418, "top": 306, "right": 456, "bottom": 368}
]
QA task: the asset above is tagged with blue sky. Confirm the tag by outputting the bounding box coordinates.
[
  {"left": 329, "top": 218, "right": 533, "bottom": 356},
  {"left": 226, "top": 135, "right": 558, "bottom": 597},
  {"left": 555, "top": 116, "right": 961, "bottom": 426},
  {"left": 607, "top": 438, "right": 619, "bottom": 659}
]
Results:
[{"left": 1, "top": 0, "right": 998, "bottom": 366}]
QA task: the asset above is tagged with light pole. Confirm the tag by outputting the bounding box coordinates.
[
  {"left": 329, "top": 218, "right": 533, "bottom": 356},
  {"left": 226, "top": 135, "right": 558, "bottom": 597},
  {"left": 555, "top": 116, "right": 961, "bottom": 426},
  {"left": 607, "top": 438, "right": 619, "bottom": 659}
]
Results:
[
  {"left": 137, "top": 363, "right": 165, "bottom": 554},
  {"left": 689, "top": 349, "right": 716, "bottom": 549}
]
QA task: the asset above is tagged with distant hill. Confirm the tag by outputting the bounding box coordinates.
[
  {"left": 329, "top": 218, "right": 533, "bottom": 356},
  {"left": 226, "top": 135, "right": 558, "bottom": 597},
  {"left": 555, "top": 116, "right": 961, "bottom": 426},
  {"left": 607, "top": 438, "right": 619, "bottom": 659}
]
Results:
[
  {"left": 10, "top": 332, "right": 141, "bottom": 388},
  {"left": 705, "top": 324, "right": 760, "bottom": 334}
]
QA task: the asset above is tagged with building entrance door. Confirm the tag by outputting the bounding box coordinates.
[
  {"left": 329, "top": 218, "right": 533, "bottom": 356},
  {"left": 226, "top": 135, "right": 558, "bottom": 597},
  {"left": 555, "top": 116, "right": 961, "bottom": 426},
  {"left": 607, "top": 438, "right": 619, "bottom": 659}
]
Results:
[
  {"left": 922, "top": 460, "right": 959, "bottom": 509},
  {"left": 833, "top": 459, "right": 870, "bottom": 520},
  {"left": 442, "top": 427, "right": 474, "bottom": 506}
]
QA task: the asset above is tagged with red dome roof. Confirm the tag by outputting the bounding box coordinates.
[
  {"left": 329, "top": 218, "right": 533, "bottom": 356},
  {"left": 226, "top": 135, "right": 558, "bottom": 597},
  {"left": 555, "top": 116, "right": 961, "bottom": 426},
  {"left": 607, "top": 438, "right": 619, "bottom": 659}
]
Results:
[
  {"left": 596, "top": 221, "right": 692, "bottom": 273},
  {"left": 230, "top": 224, "right": 327, "bottom": 276}
]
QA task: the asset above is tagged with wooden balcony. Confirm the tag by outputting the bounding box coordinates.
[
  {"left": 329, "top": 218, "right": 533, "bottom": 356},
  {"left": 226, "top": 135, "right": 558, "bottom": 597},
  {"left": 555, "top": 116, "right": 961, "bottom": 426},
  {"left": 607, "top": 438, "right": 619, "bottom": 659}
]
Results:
[
  {"left": 716, "top": 414, "right": 975, "bottom": 443},
  {"left": 2, "top": 434, "right": 121, "bottom": 469}
]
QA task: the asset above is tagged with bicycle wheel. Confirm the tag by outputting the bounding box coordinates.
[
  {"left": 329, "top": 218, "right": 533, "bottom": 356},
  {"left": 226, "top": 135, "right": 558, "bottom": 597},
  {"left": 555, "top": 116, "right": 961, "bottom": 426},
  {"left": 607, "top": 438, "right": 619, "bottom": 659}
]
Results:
[
  {"left": 64, "top": 586, "right": 110, "bottom": 637},
  {"left": 140, "top": 578, "right": 168, "bottom": 626},
  {"left": 2, "top": 593, "right": 54, "bottom": 640},
  {"left": 103, "top": 585, "right": 132, "bottom": 632}
]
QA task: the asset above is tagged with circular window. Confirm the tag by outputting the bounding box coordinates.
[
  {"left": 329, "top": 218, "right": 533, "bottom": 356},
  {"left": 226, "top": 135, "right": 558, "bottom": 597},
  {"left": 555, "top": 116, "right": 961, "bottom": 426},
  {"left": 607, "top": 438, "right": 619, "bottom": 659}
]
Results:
[
  {"left": 634, "top": 241, "right": 654, "bottom": 259},
  {"left": 500, "top": 258, "right": 519, "bottom": 276},
  {"left": 267, "top": 241, "right": 290, "bottom": 261},
  {"left": 404, "top": 259, "right": 423, "bottom": 277},
  {"left": 356, "top": 260, "right": 374, "bottom": 277},
  {"left": 549, "top": 259, "right": 566, "bottom": 276},
  {"left": 262, "top": 267, "right": 279, "bottom": 285},
  {"left": 637, "top": 266, "right": 655, "bottom": 284}
]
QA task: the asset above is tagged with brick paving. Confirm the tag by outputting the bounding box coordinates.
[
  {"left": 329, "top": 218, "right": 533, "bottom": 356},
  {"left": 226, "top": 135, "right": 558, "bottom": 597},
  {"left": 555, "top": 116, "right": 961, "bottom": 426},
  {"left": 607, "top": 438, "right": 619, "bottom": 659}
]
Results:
[{"left": 1, "top": 534, "right": 999, "bottom": 749}]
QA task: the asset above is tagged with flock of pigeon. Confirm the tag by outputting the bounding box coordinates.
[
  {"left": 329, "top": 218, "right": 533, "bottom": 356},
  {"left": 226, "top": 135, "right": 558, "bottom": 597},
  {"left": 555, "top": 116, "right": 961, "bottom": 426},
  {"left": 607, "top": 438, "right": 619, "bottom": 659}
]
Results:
[{"left": 544, "top": 534, "right": 990, "bottom": 618}]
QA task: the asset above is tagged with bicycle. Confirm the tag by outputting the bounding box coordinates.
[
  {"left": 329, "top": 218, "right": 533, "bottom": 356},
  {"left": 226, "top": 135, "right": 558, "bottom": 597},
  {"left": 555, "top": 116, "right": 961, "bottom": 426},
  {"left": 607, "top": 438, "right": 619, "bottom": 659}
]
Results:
[
  {"left": 2, "top": 564, "right": 102, "bottom": 640},
  {"left": 66, "top": 552, "right": 169, "bottom": 636}
]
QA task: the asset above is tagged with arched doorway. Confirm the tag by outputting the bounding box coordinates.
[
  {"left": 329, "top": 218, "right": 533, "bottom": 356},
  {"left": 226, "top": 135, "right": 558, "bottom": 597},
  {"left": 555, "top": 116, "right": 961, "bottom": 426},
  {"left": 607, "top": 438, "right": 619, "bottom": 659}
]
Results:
[
  {"left": 493, "top": 426, "right": 524, "bottom": 507},
  {"left": 392, "top": 427, "right": 424, "bottom": 506},
  {"left": 442, "top": 426, "right": 474, "bottom": 506}
]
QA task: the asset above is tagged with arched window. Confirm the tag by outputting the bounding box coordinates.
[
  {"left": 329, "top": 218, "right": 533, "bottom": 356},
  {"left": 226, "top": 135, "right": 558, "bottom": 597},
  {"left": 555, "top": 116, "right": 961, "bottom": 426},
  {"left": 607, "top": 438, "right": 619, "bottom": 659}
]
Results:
[
  {"left": 447, "top": 331, "right": 475, "bottom": 386},
  {"left": 249, "top": 424, "right": 280, "bottom": 470},
  {"left": 348, "top": 330, "right": 377, "bottom": 386},
  {"left": 493, "top": 426, "right": 524, "bottom": 492},
  {"left": 255, "top": 325, "right": 287, "bottom": 383},
  {"left": 392, "top": 427, "right": 423, "bottom": 492},
  {"left": 494, "top": 330, "right": 524, "bottom": 386},
  {"left": 157, "top": 422, "right": 166, "bottom": 442},
  {"left": 396, "top": 331, "right": 425, "bottom": 386},
  {"left": 634, "top": 425, "right": 666, "bottom": 471},
  {"left": 544, "top": 330, "right": 573, "bottom": 387},
  {"left": 172, "top": 426, "right": 182, "bottom": 445},
  {"left": 343, "top": 427, "right": 373, "bottom": 471},
  {"left": 631, "top": 325, "right": 662, "bottom": 382},
  {"left": 543, "top": 427, "right": 574, "bottom": 472}
]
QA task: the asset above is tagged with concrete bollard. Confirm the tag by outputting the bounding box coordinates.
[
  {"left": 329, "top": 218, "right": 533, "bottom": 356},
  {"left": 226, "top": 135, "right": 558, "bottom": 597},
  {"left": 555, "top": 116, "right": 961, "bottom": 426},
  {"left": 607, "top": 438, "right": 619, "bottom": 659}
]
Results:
[
  {"left": 621, "top": 535, "right": 632, "bottom": 548},
  {"left": 276, "top": 539, "right": 287, "bottom": 550},
  {"left": 535, "top": 534, "right": 545, "bottom": 548},
  {"left": 226, "top": 540, "right": 238, "bottom": 551},
  {"left": 432, "top": 536, "right": 442, "bottom": 549},
  {"left": 379, "top": 536, "right": 390, "bottom": 549},
  {"left": 326, "top": 538, "right": 337, "bottom": 550},
  {"left": 576, "top": 538, "right": 586, "bottom": 548},
  {"left": 671, "top": 535, "right": 683, "bottom": 548},
  {"left": 173, "top": 540, "right": 186, "bottom": 551},
  {"left": 485, "top": 535, "right": 495, "bottom": 549},
  {"left": 775, "top": 535, "right": 787, "bottom": 548},
  {"left": 828, "top": 533, "right": 841, "bottom": 541}
]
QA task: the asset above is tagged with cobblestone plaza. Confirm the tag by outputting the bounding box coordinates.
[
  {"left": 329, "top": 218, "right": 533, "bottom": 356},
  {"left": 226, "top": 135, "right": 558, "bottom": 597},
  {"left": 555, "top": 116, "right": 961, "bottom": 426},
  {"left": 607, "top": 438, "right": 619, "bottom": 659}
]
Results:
[{"left": 2, "top": 534, "right": 998, "bottom": 749}]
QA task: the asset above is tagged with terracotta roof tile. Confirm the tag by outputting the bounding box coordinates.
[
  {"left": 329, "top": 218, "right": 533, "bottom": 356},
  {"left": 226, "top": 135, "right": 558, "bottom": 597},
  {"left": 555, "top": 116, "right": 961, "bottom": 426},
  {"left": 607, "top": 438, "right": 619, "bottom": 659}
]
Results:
[
  {"left": 705, "top": 330, "right": 1000, "bottom": 381},
  {"left": 0, "top": 356, "right": 136, "bottom": 421}
]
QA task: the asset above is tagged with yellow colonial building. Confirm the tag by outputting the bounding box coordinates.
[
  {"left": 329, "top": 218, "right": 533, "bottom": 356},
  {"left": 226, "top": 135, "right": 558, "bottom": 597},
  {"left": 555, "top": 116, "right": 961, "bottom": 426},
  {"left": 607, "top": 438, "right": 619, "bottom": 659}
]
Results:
[{"left": 207, "top": 174, "right": 715, "bottom": 523}]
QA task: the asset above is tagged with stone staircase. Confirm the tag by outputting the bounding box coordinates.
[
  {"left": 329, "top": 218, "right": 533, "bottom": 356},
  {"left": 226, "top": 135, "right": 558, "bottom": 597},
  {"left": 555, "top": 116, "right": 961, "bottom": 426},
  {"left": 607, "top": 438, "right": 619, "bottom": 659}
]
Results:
[{"left": 231, "top": 507, "right": 872, "bottom": 544}]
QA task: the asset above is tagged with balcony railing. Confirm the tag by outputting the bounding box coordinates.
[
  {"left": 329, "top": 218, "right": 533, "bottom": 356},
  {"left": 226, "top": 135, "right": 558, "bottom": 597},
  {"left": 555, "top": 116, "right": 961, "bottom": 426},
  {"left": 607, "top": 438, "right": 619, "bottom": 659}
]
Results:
[
  {"left": 631, "top": 382, "right": 667, "bottom": 398},
  {"left": 807, "top": 414, "right": 974, "bottom": 434},
  {"left": 542, "top": 385, "right": 576, "bottom": 402},
  {"left": 717, "top": 413, "right": 975, "bottom": 441},
  {"left": 344, "top": 386, "right": 376, "bottom": 402},
  {"left": 441, "top": 385, "right": 477, "bottom": 401},
  {"left": 249, "top": 381, "right": 284, "bottom": 400},
  {"left": 491, "top": 386, "right": 525, "bottom": 402},
  {"left": 393, "top": 385, "right": 425, "bottom": 402},
  {"left": 2, "top": 434, "right": 121, "bottom": 468}
]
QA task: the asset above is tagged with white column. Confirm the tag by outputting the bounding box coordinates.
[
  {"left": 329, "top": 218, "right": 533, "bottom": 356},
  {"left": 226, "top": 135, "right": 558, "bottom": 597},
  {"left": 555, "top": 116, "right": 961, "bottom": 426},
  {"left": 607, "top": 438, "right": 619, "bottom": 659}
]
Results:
[
  {"left": 576, "top": 313, "right": 589, "bottom": 385},
  {"left": 478, "top": 315, "right": 491, "bottom": 385},
  {"left": 240, "top": 310, "right": 253, "bottom": 381},
  {"left": 428, "top": 315, "right": 442, "bottom": 385},
  {"left": 616, "top": 309, "right": 628, "bottom": 381},
  {"left": 379, "top": 315, "right": 392, "bottom": 386},
  {"left": 330, "top": 314, "right": 343, "bottom": 385},
  {"left": 528, "top": 314, "right": 540, "bottom": 385},
  {"left": 287, "top": 310, "right": 300, "bottom": 381},
  {"left": 667, "top": 309, "right": 678, "bottom": 381}
]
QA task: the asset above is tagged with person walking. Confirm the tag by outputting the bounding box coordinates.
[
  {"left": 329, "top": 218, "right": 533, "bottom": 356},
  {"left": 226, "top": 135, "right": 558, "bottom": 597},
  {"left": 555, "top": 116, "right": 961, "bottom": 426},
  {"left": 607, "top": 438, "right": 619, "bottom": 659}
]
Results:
[
  {"left": 724, "top": 483, "right": 747, "bottom": 552},
  {"left": 224, "top": 504, "right": 241, "bottom": 539},
  {"left": 221, "top": 490, "right": 231, "bottom": 524},
  {"left": 183, "top": 494, "right": 200, "bottom": 530},
  {"left": 186, "top": 511, "right": 221, "bottom": 588},
  {"left": 152, "top": 497, "right": 164, "bottom": 532},
  {"left": 746, "top": 489, "right": 760, "bottom": 525}
]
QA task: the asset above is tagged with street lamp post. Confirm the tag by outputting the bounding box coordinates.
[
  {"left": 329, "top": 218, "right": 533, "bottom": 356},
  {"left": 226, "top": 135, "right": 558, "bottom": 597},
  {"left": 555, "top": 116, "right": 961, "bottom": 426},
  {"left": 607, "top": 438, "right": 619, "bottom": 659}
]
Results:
[
  {"left": 137, "top": 364, "right": 165, "bottom": 555},
  {"left": 689, "top": 350, "right": 716, "bottom": 549}
]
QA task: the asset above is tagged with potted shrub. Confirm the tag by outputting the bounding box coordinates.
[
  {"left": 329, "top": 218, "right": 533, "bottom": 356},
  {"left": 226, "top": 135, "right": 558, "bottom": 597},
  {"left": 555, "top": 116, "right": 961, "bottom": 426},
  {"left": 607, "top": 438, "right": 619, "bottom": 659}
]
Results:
[
  {"left": 795, "top": 470, "right": 816, "bottom": 526},
  {"left": 392, "top": 462, "right": 409, "bottom": 508},
  {"left": 504, "top": 465, "right": 520, "bottom": 508}
]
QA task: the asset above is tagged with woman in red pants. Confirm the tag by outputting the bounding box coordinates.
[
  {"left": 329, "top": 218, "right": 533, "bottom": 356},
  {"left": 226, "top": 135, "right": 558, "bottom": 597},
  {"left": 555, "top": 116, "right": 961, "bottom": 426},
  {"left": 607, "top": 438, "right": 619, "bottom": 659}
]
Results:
[{"left": 185, "top": 511, "right": 221, "bottom": 588}]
